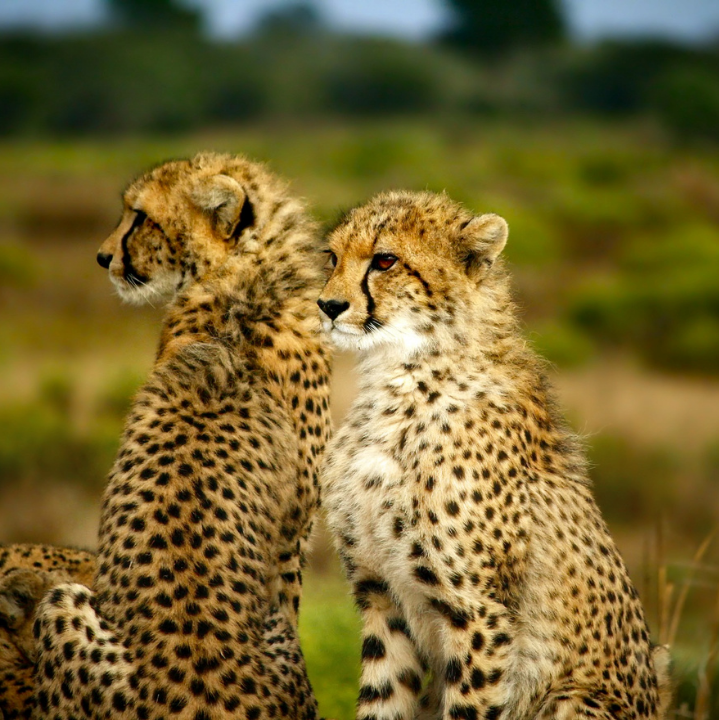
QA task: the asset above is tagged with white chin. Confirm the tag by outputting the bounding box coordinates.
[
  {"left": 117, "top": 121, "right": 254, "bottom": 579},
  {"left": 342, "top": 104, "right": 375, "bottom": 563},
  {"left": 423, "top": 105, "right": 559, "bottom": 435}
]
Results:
[
  {"left": 110, "top": 274, "right": 178, "bottom": 306},
  {"left": 329, "top": 321, "right": 430, "bottom": 357},
  {"left": 327, "top": 325, "right": 366, "bottom": 351}
]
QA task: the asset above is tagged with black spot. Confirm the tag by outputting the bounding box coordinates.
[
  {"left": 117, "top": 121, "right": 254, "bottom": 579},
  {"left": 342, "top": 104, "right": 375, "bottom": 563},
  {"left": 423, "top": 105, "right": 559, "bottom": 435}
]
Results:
[
  {"left": 471, "top": 668, "right": 485, "bottom": 689},
  {"left": 387, "top": 617, "right": 411, "bottom": 637},
  {"left": 414, "top": 566, "right": 439, "bottom": 585},
  {"left": 361, "top": 635, "right": 386, "bottom": 660},
  {"left": 445, "top": 658, "right": 463, "bottom": 684},
  {"left": 112, "top": 691, "right": 127, "bottom": 712},
  {"left": 450, "top": 706, "right": 478, "bottom": 720},
  {"left": 398, "top": 670, "right": 422, "bottom": 695}
]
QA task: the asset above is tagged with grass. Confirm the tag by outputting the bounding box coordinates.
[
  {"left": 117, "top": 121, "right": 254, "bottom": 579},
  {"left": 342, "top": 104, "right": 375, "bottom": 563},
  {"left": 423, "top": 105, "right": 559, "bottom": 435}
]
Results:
[
  {"left": 300, "top": 565, "right": 362, "bottom": 720},
  {"left": 656, "top": 530, "right": 719, "bottom": 718}
]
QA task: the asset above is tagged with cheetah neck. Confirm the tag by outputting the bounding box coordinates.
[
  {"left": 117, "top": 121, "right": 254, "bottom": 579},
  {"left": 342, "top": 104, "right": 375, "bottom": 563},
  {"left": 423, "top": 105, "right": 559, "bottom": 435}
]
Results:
[
  {"left": 156, "top": 204, "right": 323, "bottom": 364},
  {"left": 356, "top": 273, "right": 524, "bottom": 399}
]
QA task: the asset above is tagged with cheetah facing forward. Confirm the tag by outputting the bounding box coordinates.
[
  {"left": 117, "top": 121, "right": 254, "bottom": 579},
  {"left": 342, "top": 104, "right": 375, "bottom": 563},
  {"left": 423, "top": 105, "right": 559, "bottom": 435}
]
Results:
[
  {"left": 10, "top": 152, "right": 331, "bottom": 720},
  {"left": 318, "top": 191, "right": 670, "bottom": 720}
]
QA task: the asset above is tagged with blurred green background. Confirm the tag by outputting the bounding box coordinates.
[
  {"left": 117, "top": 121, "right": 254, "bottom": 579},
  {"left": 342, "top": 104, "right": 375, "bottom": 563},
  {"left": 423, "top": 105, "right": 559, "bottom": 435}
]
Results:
[{"left": 0, "top": 0, "right": 718, "bottom": 717}]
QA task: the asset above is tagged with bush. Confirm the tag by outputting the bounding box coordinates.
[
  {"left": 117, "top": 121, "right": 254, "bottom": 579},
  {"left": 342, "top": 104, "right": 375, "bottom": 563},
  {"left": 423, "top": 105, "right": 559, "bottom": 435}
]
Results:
[
  {"left": 651, "top": 66, "right": 719, "bottom": 142},
  {"left": 563, "top": 41, "right": 707, "bottom": 115},
  {"left": 0, "top": 372, "right": 126, "bottom": 491},
  {"left": 323, "top": 40, "right": 446, "bottom": 116},
  {"left": 568, "top": 223, "right": 719, "bottom": 372}
]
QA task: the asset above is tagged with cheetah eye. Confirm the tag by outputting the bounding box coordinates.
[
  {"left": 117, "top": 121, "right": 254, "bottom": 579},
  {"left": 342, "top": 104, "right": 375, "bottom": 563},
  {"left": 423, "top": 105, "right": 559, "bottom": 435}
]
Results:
[
  {"left": 370, "top": 253, "right": 397, "bottom": 271},
  {"left": 324, "top": 251, "right": 338, "bottom": 269}
]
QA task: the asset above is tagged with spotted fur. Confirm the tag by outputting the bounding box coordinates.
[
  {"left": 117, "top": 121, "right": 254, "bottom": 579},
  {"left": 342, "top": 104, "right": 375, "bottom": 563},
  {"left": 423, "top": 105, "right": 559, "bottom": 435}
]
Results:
[
  {"left": 0, "top": 152, "right": 332, "bottom": 720},
  {"left": 319, "top": 191, "right": 670, "bottom": 720},
  {"left": 0, "top": 545, "right": 95, "bottom": 719}
]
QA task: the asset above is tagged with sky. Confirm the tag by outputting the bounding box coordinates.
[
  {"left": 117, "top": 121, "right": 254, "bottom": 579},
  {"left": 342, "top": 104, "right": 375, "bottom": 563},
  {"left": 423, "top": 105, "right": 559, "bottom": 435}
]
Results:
[{"left": 0, "top": 0, "right": 718, "bottom": 44}]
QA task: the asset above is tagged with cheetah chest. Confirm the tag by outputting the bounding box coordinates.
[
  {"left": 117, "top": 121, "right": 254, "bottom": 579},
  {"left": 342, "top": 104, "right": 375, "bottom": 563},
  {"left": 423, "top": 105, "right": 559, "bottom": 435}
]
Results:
[{"left": 325, "top": 432, "right": 413, "bottom": 572}]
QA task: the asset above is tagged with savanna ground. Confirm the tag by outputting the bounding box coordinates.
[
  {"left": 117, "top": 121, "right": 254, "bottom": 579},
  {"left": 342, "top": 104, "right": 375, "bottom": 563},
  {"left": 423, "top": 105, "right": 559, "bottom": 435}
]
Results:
[{"left": 0, "top": 119, "right": 718, "bottom": 718}]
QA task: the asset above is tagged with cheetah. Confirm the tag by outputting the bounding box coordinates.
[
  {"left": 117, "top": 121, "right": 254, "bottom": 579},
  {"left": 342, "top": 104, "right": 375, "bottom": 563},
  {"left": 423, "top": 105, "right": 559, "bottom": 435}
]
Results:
[
  {"left": 318, "top": 191, "right": 671, "bottom": 720},
  {"left": 1, "top": 152, "right": 331, "bottom": 720},
  {"left": 0, "top": 545, "right": 94, "bottom": 719}
]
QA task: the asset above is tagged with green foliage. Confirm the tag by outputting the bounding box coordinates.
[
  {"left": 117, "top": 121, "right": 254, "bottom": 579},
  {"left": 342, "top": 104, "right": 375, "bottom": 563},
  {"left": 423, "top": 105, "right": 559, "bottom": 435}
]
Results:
[
  {"left": 673, "top": 654, "right": 719, "bottom": 718},
  {"left": 569, "top": 223, "right": 719, "bottom": 373},
  {"left": 440, "top": 0, "right": 566, "bottom": 57},
  {"left": 529, "top": 322, "right": 595, "bottom": 368},
  {"left": 651, "top": 66, "right": 719, "bottom": 143},
  {"left": 300, "top": 571, "right": 361, "bottom": 719},
  {"left": 0, "top": 25, "right": 717, "bottom": 141},
  {"left": 255, "top": 2, "right": 325, "bottom": 38},
  {"left": 323, "top": 40, "right": 446, "bottom": 116},
  {"left": 0, "top": 371, "right": 133, "bottom": 491},
  {"left": 97, "top": 370, "right": 145, "bottom": 421},
  {"left": 109, "top": 0, "right": 201, "bottom": 33}
]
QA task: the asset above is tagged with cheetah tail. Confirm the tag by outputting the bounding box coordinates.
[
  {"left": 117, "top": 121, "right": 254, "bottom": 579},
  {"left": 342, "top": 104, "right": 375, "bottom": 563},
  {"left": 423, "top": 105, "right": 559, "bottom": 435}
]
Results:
[{"left": 652, "top": 644, "right": 672, "bottom": 719}]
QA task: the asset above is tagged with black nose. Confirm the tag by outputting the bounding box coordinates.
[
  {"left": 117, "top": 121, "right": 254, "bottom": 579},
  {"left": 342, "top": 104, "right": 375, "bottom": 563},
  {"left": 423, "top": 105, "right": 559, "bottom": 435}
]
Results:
[
  {"left": 317, "top": 299, "right": 349, "bottom": 321},
  {"left": 97, "top": 252, "right": 112, "bottom": 269}
]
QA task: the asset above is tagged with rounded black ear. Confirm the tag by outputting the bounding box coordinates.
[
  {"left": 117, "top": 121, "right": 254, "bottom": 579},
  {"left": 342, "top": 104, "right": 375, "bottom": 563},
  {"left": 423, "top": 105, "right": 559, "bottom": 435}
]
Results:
[
  {"left": 460, "top": 213, "right": 508, "bottom": 278},
  {"left": 191, "top": 174, "right": 249, "bottom": 241}
]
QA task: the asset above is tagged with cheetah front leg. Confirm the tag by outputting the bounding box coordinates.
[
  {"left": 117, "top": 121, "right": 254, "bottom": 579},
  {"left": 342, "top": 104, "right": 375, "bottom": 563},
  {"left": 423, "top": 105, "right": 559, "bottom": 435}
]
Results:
[
  {"left": 431, "top": 597, "right": 516, "bottom": 720},
  {"left": 351, "top": 572, "right": 425, "bottom": 720}
]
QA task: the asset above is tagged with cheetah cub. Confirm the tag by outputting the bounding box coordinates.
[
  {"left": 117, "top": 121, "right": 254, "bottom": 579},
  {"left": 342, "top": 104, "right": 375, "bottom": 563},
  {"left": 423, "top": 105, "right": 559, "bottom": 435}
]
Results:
[
  {"left": 318, "top": 191, "right": 670, "bottom": 720},
  {"left": 8, "top": 152, "right": 331, "bottom": 720}
]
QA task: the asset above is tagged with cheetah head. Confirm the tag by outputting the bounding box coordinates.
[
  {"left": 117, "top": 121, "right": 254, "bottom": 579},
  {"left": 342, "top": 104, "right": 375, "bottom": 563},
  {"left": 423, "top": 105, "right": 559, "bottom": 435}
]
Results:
[
  {"left": 97, "top": 152, "right": 264, "bottom": 305},
  {"left": 318, "top": 191, "right": 508, "bottom": 356}
]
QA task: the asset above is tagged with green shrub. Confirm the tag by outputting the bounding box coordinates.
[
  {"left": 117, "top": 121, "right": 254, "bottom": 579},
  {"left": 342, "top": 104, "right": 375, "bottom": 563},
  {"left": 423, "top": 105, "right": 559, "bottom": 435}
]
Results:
[
  {"left": 323, "top": 40, "right": 446, "bottom": 116},
  {"left": 651, "top": 66, "right": 719, "bottom": 142},
  {"left": 0, "top": 372, "right": 125, "bottom": 491},
  {"left": 568, "top": 223, "right": 719, "bottom": 372},
  {"left": 529, "top": 321, "right": 595, "bottom": 367}
]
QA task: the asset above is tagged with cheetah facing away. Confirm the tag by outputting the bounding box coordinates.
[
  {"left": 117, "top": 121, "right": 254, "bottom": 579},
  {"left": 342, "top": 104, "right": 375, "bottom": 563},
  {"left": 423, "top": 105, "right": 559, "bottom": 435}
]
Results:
[
  {"left": 4, "top": 152, "right": 331, "bottom": 720},
  {"left": 318, "top": 191, "right": 670, "bottom": 720}
]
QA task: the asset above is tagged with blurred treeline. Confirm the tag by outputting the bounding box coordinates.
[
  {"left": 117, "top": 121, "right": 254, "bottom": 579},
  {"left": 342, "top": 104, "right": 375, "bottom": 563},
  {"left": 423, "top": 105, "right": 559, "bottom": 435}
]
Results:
[{"left": 1, "top": 0, "right": 719, "bottom": 142}]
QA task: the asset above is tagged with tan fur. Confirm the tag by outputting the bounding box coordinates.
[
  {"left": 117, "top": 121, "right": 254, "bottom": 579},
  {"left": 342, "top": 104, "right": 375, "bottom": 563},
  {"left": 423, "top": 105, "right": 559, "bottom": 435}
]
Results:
[
  {"left": 319, "top": 191, "right": 669, "bottom": 720},
  {"left": 0, "top": 545, "right": 94, "bottom": 720},
  {"left": 0, "top": 153, "right": 331, "bottom": 720}
]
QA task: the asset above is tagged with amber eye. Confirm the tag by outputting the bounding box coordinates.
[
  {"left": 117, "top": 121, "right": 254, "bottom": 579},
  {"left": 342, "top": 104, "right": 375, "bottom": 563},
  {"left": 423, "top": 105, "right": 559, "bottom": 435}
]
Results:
[
  {"left": 370, "top": 253, "right": 397, "bottom": 271},
  {"left": 326, "top": 251, "right": 338, "bottom": 268}
]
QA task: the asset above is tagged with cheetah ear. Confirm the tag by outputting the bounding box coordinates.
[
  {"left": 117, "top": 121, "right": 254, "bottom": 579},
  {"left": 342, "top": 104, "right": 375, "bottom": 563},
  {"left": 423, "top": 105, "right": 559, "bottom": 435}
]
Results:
[
  {"left": 191, "top": 174, "right": 253, "bottom": 242},
  {"left": 460, "top": 213, "right": 508, "bottom": 278}
]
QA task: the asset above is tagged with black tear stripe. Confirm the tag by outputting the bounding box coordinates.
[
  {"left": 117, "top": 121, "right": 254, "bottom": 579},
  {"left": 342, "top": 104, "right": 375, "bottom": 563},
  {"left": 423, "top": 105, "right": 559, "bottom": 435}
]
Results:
[
  {"left": 362, "top": 234, "right": 380, "bottom": 333},
  {"left": 122, "top": 211, "right": 150, "bottom": 284},
  {"left": 402, "top": 261, "right": 433, "bottom": 297},
  {"left": 234, "top": 199, "right": 256, "bottom": 240},
  {"left": 361, "top": 266, "right": 380, "bottom": 333}
]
